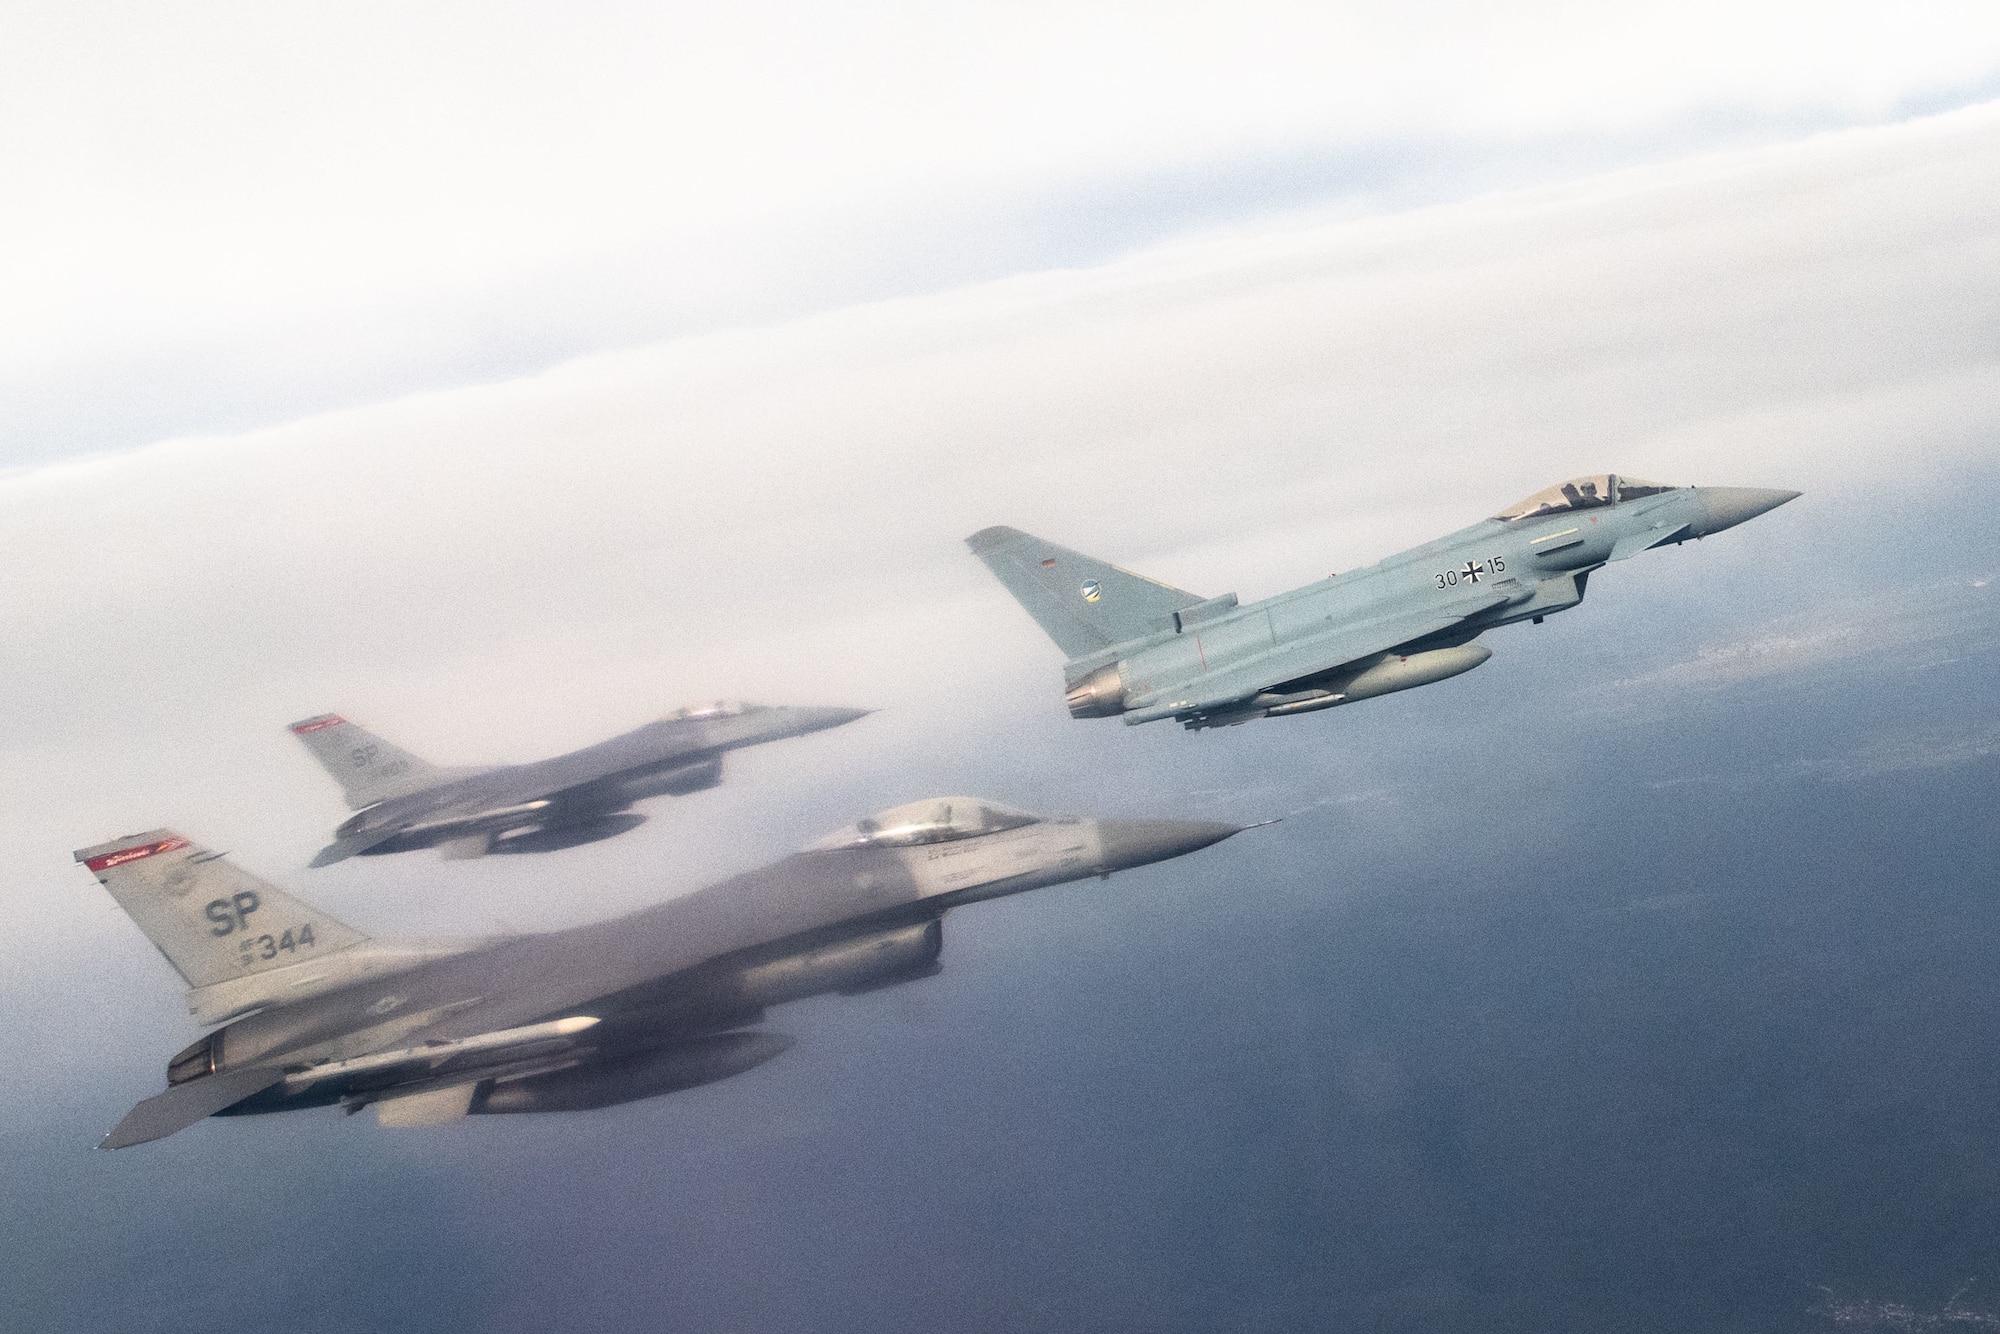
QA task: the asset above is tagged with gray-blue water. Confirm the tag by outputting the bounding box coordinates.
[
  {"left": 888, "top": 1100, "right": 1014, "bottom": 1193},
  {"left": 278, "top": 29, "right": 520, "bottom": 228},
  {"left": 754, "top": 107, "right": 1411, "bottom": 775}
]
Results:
[{"left": 6, "top": 480, "right": 1997, "bottom": 1332}]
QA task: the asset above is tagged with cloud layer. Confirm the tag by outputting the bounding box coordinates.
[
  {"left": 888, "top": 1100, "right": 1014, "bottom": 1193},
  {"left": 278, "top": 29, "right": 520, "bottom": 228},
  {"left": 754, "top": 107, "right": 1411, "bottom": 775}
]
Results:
[{"left": 7, "top": 2, "right": 2000, "bottom": 462}]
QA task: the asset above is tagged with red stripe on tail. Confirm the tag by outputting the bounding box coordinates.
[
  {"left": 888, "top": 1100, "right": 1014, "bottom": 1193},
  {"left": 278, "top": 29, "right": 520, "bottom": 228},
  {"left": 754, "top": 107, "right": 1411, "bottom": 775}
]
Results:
[{"left": 84, "top": 836, "right": 190, "bottom": 872}]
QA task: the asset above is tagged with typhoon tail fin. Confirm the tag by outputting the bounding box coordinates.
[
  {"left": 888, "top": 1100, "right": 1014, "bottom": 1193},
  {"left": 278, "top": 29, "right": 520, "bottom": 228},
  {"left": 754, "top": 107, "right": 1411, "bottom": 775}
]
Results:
[
  {"left": 74, "top": 830, "right": 369, "bottom": 990},
  {"left": 965, "top": 526, "right": 1205, "bottom": 659},
  {"left": 288, "top": 714, "right": 445, "bottom": 810}
]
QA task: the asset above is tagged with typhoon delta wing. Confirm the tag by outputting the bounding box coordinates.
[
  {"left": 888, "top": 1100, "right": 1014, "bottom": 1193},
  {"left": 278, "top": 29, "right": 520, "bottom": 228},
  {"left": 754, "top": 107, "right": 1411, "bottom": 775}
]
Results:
[
  {"left": 293, "top": 700, "right": 870, "bottom": 865},
  {"left": 76, "top": 802, "right": 1239, "bottom": 1147},
  {"left": 968, "top": 475, "right": 1799, "bottom": 730}
]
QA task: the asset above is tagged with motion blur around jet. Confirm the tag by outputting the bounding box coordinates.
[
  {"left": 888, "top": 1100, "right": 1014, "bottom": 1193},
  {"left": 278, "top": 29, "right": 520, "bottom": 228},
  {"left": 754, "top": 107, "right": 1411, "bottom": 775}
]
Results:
[
  {"left": 292, "top": 701, "right": 869, "bottom": 865},
  {"left": 970, "top": 476, "right": 1798, "bottom": 730},
  {"left": 76, "top": 801, "right": 1239, "bottom": 1148}
]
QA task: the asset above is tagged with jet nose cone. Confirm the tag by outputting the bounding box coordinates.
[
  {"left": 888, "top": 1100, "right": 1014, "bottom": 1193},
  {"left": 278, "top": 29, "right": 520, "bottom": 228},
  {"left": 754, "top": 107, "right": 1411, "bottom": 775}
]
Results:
[
  {"left": 1695, "top": 486, "right": 1801, "bottom": 535},
  {"left": 1096, "top": 818, "right": 1241, "bottom": 871},
  {"left": 783, "top": 706, "right": 875, "bottom": 734}
]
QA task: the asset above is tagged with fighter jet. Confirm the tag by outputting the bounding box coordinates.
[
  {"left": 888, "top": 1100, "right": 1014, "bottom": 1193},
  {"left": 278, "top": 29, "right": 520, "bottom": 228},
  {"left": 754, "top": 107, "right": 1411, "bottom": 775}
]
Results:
[
  {"left": 968, "top": 475, "right": 1798, "bottom": 730},
  {"left": 291, "top": 701, "right": 869, "bottom": 865},
  {"left": 76, "top": 802, "right": 1238, "bottom": 1147}
]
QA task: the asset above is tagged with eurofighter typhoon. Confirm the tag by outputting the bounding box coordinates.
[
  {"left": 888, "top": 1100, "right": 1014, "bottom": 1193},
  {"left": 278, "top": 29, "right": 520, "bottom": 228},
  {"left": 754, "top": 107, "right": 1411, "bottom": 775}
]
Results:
[
  {"left": 969, "top": 476, "right": 1798, "bottom": 730},
  {"left": 291, "top": 701, "right": 869, "bottom": 865},
  {"left": 75, "top": 801, "right": 1238, "bottom": 1148}
]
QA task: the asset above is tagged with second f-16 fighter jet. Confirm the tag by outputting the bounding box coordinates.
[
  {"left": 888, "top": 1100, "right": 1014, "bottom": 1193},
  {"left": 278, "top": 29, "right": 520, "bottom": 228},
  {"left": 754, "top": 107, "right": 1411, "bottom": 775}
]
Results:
[
  {"left": 969, "top": 475, "right": 1798, "bottom": 730},
  {"left": 75, "top": 800, "right": 1239, "bottom": 1148},
  {"left": 292, "top": 701, "right": 869, "bottom": 865}
]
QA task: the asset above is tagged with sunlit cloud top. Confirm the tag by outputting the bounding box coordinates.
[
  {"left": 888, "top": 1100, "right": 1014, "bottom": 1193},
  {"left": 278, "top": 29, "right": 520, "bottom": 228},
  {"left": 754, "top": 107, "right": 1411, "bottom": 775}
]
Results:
[{"left": 5, "top": 1, "right": 1999, "bottom": 463}]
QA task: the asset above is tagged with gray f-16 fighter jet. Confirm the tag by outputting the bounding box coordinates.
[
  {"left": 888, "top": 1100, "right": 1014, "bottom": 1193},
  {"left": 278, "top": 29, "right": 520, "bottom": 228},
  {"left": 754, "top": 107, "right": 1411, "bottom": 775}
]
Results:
[
  {"left": 76, "top": 801, "right": 1239, "bottom": 1148},
  {"left": 291, "top": 701, "right": 869, "bottom": 865},
  {"left": 969, "top": 475, "right": 1798, "bottom": 730}
]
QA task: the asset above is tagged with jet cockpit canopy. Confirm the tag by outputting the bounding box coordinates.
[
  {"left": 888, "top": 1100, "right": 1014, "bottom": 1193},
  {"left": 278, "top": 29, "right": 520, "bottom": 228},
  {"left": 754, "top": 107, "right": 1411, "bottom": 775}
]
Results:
[
  {"left": 668, "top": 700, "right": 758, "bottom": 721},
  {"left": 811, "top": 797, "right": 1040, "bottom": 850},
  {"left": 1494, "top": 474, "right": 1680, "bottom": 521}
]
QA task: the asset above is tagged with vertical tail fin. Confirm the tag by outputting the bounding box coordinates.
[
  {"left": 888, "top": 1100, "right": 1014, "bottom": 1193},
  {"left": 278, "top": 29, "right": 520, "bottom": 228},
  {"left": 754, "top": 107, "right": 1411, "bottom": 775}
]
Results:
[
  {"left": 965, "top": 526, "right": 1205, "bottom": 659},
  {"left": 288, "top": 714, "right": 443, "bottom": 810},
  {"left": 74, "top": 830, "right": 368, "bottom": 989}
]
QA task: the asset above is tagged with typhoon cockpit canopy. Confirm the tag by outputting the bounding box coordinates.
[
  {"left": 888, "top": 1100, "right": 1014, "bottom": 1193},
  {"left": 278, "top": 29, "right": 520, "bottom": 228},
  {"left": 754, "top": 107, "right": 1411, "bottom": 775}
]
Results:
[
  {"left": 1494, "top": 474, "right": 1682, "bottom": 521},
  {"left": 812, "top": 797, "right": 1041, "bottom": 850}
]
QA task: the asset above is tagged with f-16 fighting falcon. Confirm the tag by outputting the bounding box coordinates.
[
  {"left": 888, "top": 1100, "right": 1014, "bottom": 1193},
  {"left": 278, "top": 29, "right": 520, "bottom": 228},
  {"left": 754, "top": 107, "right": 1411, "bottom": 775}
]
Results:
[
  {"left": 291, "top": 701, "right": 869, "bottom": 865},
  {"left": 969, "top": 475, "right": 1799, "bottom": 730},
  {"left": 76, "top": 802, "right": 1239, "bottom": 1148}
]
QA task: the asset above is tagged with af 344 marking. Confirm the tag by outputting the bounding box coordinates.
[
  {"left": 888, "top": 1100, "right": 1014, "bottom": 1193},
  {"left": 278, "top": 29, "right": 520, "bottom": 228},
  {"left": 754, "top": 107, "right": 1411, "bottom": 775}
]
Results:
[
  {"left": 202, "top": 888, "right": 322, "bottom": 968},
  {"left": 236, "top": 925, "right": 316, "bottom": 966}
]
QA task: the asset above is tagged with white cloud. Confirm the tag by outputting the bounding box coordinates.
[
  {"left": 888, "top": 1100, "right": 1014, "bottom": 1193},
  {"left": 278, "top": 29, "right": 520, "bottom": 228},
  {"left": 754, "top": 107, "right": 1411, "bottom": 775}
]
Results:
[{"left": 5, "top": 2, "right": 2000, "bottom": 460}]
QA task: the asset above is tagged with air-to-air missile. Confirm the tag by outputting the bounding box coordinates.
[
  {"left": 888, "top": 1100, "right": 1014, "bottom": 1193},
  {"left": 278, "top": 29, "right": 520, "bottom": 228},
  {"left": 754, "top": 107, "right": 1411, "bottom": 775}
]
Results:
[
  {"left": 290, "top": 700, "right": 870, "bottom": 865},
  {"left": 968, "top": 475, "right": 1798, "bottom": 730},
  {"left": 74, "top": 799, "right": 1240, "bottom": 1147}
]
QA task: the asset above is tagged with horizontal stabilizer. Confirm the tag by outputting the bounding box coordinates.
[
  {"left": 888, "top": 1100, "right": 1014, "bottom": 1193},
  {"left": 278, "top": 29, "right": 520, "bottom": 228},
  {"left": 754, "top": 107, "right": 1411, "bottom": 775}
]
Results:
[
  {"left": 308, "top": 826, "right": 407, "bottom": 867},
  {"left": 966, "top": 525, "right": 1205, "bottom": 659},
  {"left": 101, "top": 1067, "right": 284, "bottom": 1149}
]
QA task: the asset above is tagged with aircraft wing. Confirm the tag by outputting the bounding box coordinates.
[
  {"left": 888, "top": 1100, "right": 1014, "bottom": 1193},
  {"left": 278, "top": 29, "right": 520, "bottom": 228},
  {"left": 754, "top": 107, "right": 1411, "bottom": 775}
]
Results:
[
  {"left": 101, "top": 1067, "right": 285, "bottom": 1150},
  {"left": 1124, "top": 589, "right": 1511, "bottom": 723}
]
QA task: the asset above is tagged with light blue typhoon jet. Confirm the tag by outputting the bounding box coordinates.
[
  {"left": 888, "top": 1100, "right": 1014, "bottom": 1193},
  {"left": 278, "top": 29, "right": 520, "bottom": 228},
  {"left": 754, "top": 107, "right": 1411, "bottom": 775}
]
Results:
[{"left": 968, "top": 475, "right": 1798, "bottom": 730}]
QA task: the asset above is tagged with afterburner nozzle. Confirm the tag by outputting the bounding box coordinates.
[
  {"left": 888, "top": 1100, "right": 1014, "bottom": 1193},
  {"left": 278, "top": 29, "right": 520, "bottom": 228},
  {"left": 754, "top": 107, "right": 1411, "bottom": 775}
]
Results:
[{"left": 1066, "top": 664, "right": 1127, "bottom": 718}]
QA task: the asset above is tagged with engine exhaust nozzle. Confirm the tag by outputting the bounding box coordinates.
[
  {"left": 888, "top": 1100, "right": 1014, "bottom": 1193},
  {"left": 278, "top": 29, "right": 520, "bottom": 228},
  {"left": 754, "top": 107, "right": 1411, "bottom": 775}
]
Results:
[{"left": 1066, "top": 664, "right": 1127, "bottom": 718}]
